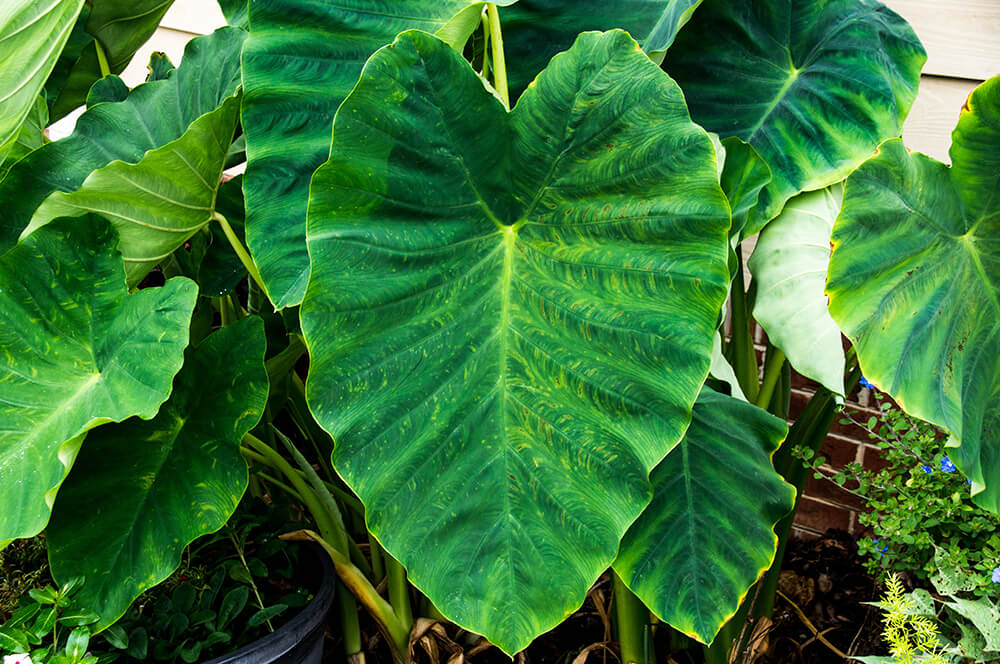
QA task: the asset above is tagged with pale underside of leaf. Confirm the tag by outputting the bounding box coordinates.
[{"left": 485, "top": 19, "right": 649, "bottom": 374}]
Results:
[{"left": 750, "top": 185, "right": 845, "bottom": 398}]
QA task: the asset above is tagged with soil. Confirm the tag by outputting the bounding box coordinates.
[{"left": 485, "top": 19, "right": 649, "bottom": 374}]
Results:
[{"left": 340, "top": 529, "right": 888, "bottom": 664}]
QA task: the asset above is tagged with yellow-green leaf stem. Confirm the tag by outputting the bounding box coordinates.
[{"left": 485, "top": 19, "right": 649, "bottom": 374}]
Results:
[
  {"left": 281, "top": 530, "right": 410, "bottom": 663},
  {"left": 755, "top": 348, "right": 787, "bottom": 410},
  {"left": 487, "top": 4, "right": 509, "bottom": 109},
  {"left": 93, "top": 39, "right": 111, "bottom": 77},
  {"left": 214, "top": 211, "right": 269, "bottom": 295}
]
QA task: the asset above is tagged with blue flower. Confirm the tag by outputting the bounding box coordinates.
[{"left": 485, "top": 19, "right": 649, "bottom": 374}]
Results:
[
  {"left": 859, "top": 376, "right": 875, "bottom": 389},
  {"left": 941, "top": 456, "right": 957, "bottom": 473},
  {"left": 921, "top": 464, "right": 933, "bottom": 474},
  {"left": 993, "top": 567, "right": 1000, "bottom": 584},
  {"left": 873, "top": 538, "right": 888, "bottom": 555}
]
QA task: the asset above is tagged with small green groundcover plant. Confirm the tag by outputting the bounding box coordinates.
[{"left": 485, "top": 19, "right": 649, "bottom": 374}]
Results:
[
  {"left": 0, "top": 497, "right": 310, "bottom": 664},
  {"left": 856, "top": 569, "right": 1000, "bottom": 664},
  {"left": 0, "top": 0, "right": 998, "bottom": 663},
  {"left": 801, "top": 390, "right": 1000, "bottom": 600}
]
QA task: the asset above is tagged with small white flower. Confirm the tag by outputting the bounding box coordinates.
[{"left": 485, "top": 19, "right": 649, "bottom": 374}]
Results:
[{"left": 4, "top": 655, "right": 33, "bottom": 664}]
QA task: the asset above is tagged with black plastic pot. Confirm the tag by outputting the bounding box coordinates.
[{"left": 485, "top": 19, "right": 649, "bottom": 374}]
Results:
[{"left": 202, "top": 547, "right": 336, "bottom": 664}]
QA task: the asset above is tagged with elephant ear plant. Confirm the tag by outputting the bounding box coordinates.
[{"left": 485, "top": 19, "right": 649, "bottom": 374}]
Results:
[{"left": 0, "top": 0, "right": 965, "bottom": 662}]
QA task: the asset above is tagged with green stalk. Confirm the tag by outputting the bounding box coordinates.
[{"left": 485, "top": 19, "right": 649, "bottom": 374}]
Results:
[
  {"left": 385, "top": 552, "right": 414, "bottom": 634},
  {"left": 229, "top": 532, "right": 276, "bottom": 631},
  {"left": 725, "top": 245, "right": 760, "bottom": 402},
  {"left": 755, "top": 347, "right": 786, "bottom": 411},
  {"left": 273, "top": 427, "right": 351, "bottom": 543},
  {"left": 243, "top": 440, "right": 363, "bottom": 518},
  {"left": 480, "top": 11, "right": 491, "bottom": 79},
  {"left": 283, "top": 530, "right": 411, "bottom": 663},
  {"left": 213, "top": 211, "right": 268, "bottom": 294},
  {"left": 94, "top": 40, "right": 111, "bottom": 78},
  {"left": 244, "top": 434, "right": 347, "bottom": 552},
  {"left": 770, "top": 359, "right": 792, "bottom": 420},
  {"left": 262, "top": 430, "right": 373, "bottom": 575},
  {"left": 613, "top": 572, "right": 652, "bottom": 664},
  {"left": 218, "top": 296, "right": 236, "bottom": 327},
  {"left": 241, "top": 434, "right": 366, "bottom": 660},
  {"left": 750, "top": 363, "right": 861, "bottom": 626},
  {"left": 486, "top": 4, "right": 509, "bottom": 109}
]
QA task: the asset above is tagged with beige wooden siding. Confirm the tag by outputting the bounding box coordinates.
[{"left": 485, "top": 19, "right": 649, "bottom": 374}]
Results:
[
  {"left": 887, "top": 0, "right": 1000, "bottom": 81},
  {"left": 886, "top": 0, "right": 999, "bottom": 161}
]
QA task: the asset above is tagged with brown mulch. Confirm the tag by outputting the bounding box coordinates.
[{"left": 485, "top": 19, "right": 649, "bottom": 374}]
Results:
[
  {"left": 340, "top": 529, "right": 888, "bottom": 664},
  {"left": 753, "top": 529, "right": 887, "bottom": 664}
]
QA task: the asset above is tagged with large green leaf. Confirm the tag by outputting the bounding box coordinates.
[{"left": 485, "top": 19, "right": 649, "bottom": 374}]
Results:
[
  {"left": 0, "top": 27, "right": 246, "bottom": 254},
  {"left": 0, "top": 217, "right": 197, "bottom": 546},
  {"left": 49, "top": 0, "right": 178, "bottom": 119},
  {"left": 827, "top": 77, "right": 1000, "bottom": 511},
  {"left": 47, "top": 317, "right": 268, "bottom": 626},
  {"left": 614, "top": 388, "right": 792, "bottom": 644},
  {"left": 302, "top": 30, "right": 730, "bottom": 653},
  {"left": 502, "top": 0, "right": 704, "bottom": 94},
  {"left": 22, "top": 94, "right": 241, "bottom": 286},
  {"left": 749, "top": 186, "right": 845, "bottom": 397},
  {"left": 663, "top": 0, "right": 925, "bottom": 236},
  {"left": 0, "top": 0, "right": 84, "bottom": 163},
  {"left": 241, "top": 0, "right": 498, "bottom": 308}
]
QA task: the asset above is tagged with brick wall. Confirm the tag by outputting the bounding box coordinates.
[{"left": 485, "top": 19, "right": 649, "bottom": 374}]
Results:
[
  {"left": 736, "top": 321, "right": 886, "bottom": 540},
  {"left": 788, "top": 371, "right": 884, "bottom": 539}
]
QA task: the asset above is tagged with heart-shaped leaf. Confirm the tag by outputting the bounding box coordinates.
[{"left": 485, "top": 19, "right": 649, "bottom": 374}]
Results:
[
  {"left": 0, "top": 27, "right": 246, "bottom": 253},
  {"left": 0, "top": 217, "right": 196, "bottom": 545},
  {"left": 827, "top": 76, "right": 1000, "bottom": 511},
  {"left": 0, "top": 0, "right": 85, "bottom": 162},
  {"left": 22, "top": 93, "right": 240, "bottom": 286},
  {"left": 663, "top": 0, "right": 925, "bottom": 236},
  {"left": 750, "top": 186, "right": 845, "bottom": 397},
  {"left": 302, "top": 29, "right": 730, "bottom": 653},
  {"left": 241, "top": 0, "right": 502, "bottom": 308},
  {"left": 47, "top": 317, "right": 268, "bottom": 626},
  {"left": 613, "top": 387, "right": 793, "bottom": 644}
]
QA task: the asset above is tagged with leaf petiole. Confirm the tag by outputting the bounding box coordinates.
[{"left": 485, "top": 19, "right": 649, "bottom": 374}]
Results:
[
  {"left": 212, "top": 211, "right": 268, "bottom": 296},
  {"left": 486, "top": 4, "right": 509, "bottom": 109}
]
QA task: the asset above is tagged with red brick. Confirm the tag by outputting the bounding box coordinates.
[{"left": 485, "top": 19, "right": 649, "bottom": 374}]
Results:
[
  {"left": 826, "top": 406, "right": 880, "bottom": 441},
  {"left": 792, "top": 497, "right": 853, "bottom": 533},
  {"left": 817, "top": 434, "right": 861, "bottom": 469},
  {"left": 790, "top": 370, "right": 820, "bottom": 392},
  {"left": 859, "top": 445, "right": 891, "bottom": 473}
]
